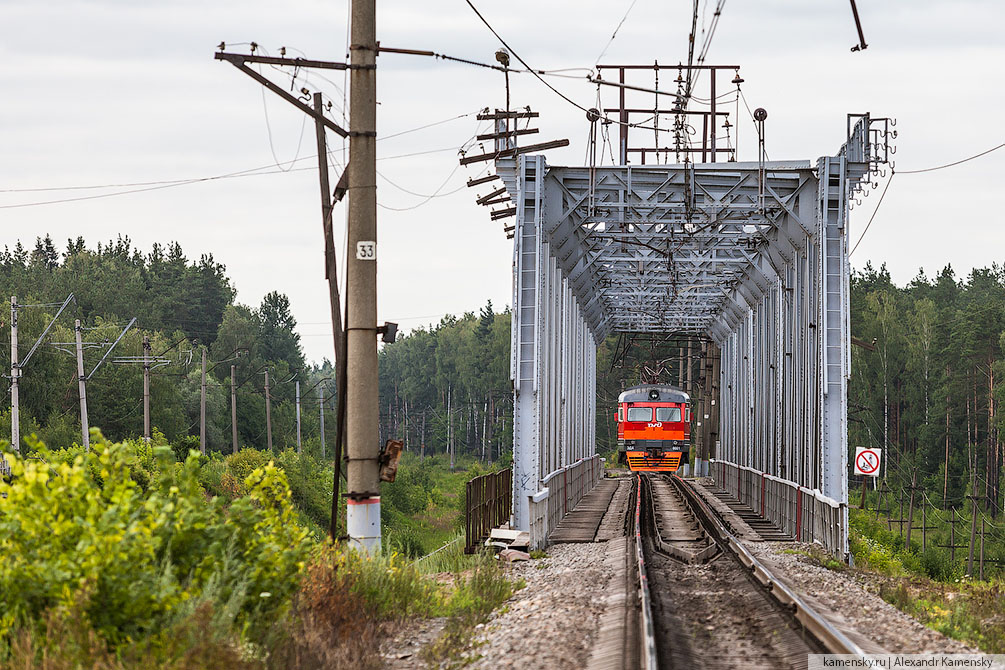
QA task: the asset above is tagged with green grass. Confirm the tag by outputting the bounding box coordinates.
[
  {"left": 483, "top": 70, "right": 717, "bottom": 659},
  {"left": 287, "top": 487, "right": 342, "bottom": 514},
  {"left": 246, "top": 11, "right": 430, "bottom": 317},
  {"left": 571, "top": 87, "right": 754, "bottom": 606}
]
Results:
[
  {"left": 848, "top": 507, "right": 1005, "bottom": 652},
  {"left": 420, "top": 553, "right": 518, "bottom": 667}
]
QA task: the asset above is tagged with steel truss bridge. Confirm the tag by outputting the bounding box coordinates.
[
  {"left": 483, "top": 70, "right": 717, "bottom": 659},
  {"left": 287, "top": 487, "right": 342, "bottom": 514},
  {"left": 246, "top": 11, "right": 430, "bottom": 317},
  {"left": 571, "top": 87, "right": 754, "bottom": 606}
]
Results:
[{"left": 493, "top": 113, "right": 892, "bottom": 556}]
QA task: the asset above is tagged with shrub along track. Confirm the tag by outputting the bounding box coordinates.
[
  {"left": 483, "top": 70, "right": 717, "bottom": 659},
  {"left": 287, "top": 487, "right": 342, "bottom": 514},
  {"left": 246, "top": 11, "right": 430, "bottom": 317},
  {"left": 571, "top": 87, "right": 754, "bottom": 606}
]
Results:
[{"left": 635, "top": 473, "right": 864, "bottom": 669}]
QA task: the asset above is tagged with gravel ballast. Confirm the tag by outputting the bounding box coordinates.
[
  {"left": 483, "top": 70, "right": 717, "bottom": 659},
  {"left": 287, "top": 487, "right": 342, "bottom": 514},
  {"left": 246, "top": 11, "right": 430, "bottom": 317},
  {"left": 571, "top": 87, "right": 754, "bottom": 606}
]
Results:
[
  {"left": 463, "top": 543, "right": 614, "bottom": 669},
  {"left": 746, "top": 541, "right": 978, "bottom": 654}
]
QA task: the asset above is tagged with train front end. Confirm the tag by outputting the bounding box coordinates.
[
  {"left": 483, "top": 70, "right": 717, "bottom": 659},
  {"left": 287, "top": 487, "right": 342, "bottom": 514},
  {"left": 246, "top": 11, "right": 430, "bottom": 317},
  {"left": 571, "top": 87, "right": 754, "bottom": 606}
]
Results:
[{"left": 616, "top": 385, "right": 691, "bottom": 472}]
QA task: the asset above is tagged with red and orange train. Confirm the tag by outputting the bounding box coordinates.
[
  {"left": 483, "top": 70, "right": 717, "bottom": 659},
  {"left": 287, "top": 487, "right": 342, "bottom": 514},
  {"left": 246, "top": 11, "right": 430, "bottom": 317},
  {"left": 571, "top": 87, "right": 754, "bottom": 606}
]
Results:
[{"left": 616, "top": 384, "right": 691, "bottom": 472}]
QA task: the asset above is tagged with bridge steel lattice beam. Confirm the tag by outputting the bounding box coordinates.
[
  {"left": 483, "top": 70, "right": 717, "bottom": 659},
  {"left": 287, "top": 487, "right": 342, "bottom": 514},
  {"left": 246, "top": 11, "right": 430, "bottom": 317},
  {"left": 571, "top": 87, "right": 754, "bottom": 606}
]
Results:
[{"left": 501, "top": 115, "right": 890, "bottom": 556}]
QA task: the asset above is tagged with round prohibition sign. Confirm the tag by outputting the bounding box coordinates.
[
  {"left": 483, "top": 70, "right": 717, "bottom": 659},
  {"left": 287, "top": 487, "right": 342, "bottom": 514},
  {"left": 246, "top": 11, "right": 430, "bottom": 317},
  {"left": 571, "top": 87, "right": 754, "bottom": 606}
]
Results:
[{"left": 856, "top": 450, "right": 880, "bottom": 475}]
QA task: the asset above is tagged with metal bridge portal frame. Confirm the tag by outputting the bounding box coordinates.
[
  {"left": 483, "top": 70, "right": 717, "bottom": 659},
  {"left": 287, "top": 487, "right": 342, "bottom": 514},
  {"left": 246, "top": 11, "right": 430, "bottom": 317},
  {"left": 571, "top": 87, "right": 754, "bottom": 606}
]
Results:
[{"left": 500, "top": 114, "right": 891, "bottom": 555}]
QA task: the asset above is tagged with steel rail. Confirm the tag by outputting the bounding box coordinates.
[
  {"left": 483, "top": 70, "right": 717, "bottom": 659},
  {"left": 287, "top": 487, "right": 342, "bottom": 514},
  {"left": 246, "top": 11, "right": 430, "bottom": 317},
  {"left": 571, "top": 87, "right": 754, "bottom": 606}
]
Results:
[
  {"left": 642, "top": 473, "right": 719, "bottom": 564},
  {"left": 666, "top": 475, "right": 866, "bottom": 657},
  {"left": 633, "top": 474, "right": 660, "bottom": 670}
]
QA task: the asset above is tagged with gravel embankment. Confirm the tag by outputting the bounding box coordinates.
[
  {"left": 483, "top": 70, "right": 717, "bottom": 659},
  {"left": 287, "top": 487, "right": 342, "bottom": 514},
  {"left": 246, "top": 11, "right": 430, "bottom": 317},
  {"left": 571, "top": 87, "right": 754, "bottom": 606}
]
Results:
[
  {"left": 464, "top": 543, "right": 613, "bottom": 669},
  {"left": 746, "top": 541, "right": 978, "bottom": 654}
]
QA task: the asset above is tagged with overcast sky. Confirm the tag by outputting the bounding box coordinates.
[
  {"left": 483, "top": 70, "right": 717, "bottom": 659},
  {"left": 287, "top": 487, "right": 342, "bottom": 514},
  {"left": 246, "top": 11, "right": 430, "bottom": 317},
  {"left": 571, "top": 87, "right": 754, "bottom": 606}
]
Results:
[{"left": 3, "top": 0, "right": 1003, "bottom": 363}]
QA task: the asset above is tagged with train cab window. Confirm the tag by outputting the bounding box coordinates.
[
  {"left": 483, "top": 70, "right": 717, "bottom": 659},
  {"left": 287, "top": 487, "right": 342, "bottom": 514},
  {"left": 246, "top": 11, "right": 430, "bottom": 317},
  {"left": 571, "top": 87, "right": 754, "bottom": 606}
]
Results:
[
  {"left": 626, "top": 407, "right": 653, "bottom": 422},
  {"left": 618, "top": 408, "right": 624, "bottom": 422},
  {"left": 656, "top": 407, "right": 681, "bottom": 422}
]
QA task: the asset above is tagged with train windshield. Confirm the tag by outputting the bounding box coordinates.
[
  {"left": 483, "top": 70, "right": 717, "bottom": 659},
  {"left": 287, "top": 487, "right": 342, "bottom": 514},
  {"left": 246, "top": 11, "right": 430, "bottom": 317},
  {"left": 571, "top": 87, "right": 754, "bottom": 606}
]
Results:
[
  {"left": 626, "top": 406, "right": 653, "bottom": 422},
  {"left": 656, "top": 407, "right": 682, "bottom": 422}
]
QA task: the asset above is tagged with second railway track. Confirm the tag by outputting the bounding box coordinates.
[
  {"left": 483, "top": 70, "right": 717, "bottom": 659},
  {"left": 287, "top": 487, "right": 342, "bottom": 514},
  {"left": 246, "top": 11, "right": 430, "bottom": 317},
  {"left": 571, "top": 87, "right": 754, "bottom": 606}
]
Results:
[{"left": 632, "top": 473, "right": 863, "bottom": 670}]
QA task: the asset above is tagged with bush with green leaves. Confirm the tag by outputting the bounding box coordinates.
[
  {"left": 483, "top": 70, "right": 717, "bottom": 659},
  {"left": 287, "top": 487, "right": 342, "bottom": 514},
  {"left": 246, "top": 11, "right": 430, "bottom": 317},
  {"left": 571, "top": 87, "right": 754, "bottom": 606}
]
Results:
[
  {"left": 0, "top": 433, "right": 311, "bottom": 650},
  {"left": 273, "top": 449, "right": 333, "bottom": 533}
]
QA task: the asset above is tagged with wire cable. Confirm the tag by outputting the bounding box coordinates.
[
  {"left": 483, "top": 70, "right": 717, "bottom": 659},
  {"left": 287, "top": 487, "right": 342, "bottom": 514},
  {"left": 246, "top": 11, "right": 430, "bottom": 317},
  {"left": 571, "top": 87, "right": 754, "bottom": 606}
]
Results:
[
  {"left": 258, "top": 63, "right": 310, "bottom": 172},
  {"left": 594, "top": 0, "right": 640, "bottom": 65},
  {"left": 696, "top": 0, "right": 726, "bottom": 65},
  {"left": 849, "top": 172, "right": 894, "bottom": 257},
  {"left": 380, "top": 109, "right": 483, "bottom": 141},
  {"left": 897, "top": 142, "right": 1005, "bottom": 175},
  {"left": 462, "top": 0, "right": 593, "bottom": 114}
]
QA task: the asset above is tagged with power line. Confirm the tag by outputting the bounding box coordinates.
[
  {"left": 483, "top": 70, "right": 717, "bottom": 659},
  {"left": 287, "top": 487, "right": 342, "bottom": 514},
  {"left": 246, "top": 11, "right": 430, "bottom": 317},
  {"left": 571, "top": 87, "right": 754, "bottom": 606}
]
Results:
[
  {"left": 594, "top": 0, "right": 640, "bottom": 65},
  {"left": 849, "top": 172, "right": 894, "bottom": 257},
  {"left": 897, "top": 141, "right": 1005, "bottom": 175},
  {"left": 0, "top": 141, "right": 481, "bottom": 210},
  {"left": 380, "top": 109, "right": 483, "bottom": 141},
  {"left": 259, "top": 64, "right": 311, "bottom": 173},
  {"left": 462, "top": 0, "right": 593, "bottom": 114},
  {"left": 696, "top": 0, "right": 727, "bottom": 65},
  {"left": 0, "top": 111, "right": 487, "bottom": 196}
]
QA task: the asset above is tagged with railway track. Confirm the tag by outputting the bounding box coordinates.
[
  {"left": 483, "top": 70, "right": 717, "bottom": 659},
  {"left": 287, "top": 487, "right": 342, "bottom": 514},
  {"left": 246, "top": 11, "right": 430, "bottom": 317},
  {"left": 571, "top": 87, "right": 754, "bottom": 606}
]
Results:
[{"left": 632, "top": 473, "right": 863, "bottom": 670}]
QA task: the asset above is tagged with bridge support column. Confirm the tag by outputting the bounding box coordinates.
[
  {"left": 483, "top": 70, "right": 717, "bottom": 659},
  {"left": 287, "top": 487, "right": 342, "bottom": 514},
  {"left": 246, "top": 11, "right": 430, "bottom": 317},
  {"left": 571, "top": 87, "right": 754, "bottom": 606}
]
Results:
[
  {"left": 511, "top": 156, "right": 599, "bottom": 542},
  {"left": 818, "top": 154, "right": 851, "bottom": 558}
]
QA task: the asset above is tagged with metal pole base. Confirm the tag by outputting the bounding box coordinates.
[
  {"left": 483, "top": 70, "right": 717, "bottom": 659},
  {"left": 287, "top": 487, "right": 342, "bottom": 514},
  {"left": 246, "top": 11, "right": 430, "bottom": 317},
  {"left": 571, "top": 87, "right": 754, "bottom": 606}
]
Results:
[
  {"left": 347, "top": 497, "right": 381, "bottom": 553},
  {"left": 694, "top": 458, "right": 709, "bottom": 477}
]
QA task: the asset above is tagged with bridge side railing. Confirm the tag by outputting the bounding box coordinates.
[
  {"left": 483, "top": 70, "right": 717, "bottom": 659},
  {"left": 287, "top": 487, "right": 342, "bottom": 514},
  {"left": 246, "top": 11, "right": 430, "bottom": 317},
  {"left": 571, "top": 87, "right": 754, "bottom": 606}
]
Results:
[
  {"left": 711, "top": 459, "right": 846, "bottom": 556},
  {"left": 527, "top": 455, "right": 602, "bottom": 548},
  {"left": 464, "top": 468, "right": 513, "bottom": 553}
]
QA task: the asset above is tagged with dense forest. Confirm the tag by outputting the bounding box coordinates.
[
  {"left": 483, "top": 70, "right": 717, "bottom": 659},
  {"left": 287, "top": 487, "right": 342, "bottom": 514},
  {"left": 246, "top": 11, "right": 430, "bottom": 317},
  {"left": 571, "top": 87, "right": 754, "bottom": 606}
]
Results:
[
  {"left": 377, "top": 303, "right": 513, "bottom": 465},
  {"left": 0, "top": 235, "right": 333, "bottom": 454},
  {"left": 850, "top": 262, "right": 1005, "bottom": 515},
  {"left": 380, "top": 260, "right": 1005, "bottom": 521},
  {"left": 7, "top": 234, "right": 1005, "bottom": 521},
  {"left": 375, "top": 304, "right": 683, "bottom": 465}
]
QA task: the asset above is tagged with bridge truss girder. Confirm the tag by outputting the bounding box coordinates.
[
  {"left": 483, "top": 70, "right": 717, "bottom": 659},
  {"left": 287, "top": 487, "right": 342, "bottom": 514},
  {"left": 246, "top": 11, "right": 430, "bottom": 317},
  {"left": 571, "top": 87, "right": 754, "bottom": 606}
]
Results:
[{"left": 503, "top": 115, "right": 890, "bottom": 555}]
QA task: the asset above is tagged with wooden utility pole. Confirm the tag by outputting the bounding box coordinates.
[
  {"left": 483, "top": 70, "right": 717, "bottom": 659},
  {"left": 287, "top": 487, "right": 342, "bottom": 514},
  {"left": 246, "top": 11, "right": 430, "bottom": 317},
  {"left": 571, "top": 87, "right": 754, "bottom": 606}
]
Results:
[
  {"left": 231, "top": 364, "right": 238, "bottom": 454},
  {"left": 265, "top": 370, "right": 273, "bottom": 452},
  {"left": 313, "top": 91, "right": 349, "bottom": 543},
  {"left": 295, "top": 380, "right": 302, "bottom": 454},
  {"left": 344, "top": 0, "right": 380, "bottom": 553},
  {"left": 448, "top": 385, "right": 454, "bottom": 469},
  {"left": 215, "top": 52, "right": 349, "bottom": 542},
  {"left": 944, "top": 373, "right": 951, "bottom": 508},
  {"left": 319, "top": 384, "right": 326, "bottom": 459},
  {"left": 200, "top": 349, "right": 207, "bottom": 455},
  {"left": 9, "top": 296, "right": 18, "bottom": 452},
  {"left": 905, "top": 470, "right": 917, "bottom": 550},
  {"left": 143, "top": 336, "right": 151, "bottom": 442},
  {"left": 74, "top": 319, "right": 90, "bottom": 451},
  {"left": 979, "top": 518, "right": 986, "bottom": 580},
  {"left": 968, "top": 472, "right": 979, "bottom": 576}
]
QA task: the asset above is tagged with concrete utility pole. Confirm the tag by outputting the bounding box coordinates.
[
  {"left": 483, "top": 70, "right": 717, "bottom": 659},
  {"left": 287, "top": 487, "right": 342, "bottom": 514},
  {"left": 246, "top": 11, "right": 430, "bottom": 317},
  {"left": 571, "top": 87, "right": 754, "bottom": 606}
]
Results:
[
  {"left": 74, "top": 319, "right": 90, "bottom": 451},
  {"left": 200, "top": 349, "right": 207, "bottom": 455},
  {"left": 264, "top": 370, "right": 273, "bottom": 452},
  {"left": 344, "top": 0, "right": 381, "bottom": 553},
  {"left": 9, "top": 297, "right": 18, "bottom": 452},
  {"left": 143, "top": 336, "right": 151, "bottom": 442},
  {"left": 231, "top": 364, "right": 238, "bottom": 454},
  {"left": 295, "top": 379, "right": 302, "bottom": 454},
  {"left": 319, "top": 384, "right": 326, "bottom": 459}
]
